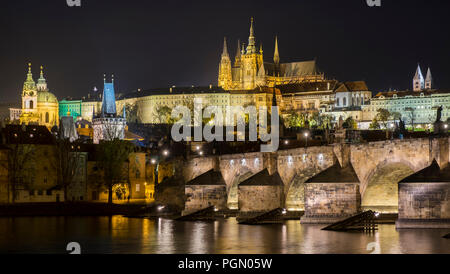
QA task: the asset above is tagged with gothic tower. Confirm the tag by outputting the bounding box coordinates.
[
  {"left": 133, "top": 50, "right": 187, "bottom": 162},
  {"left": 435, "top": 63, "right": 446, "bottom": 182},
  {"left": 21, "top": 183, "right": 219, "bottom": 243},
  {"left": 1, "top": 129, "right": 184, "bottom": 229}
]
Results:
[
  {"left": 425, "top": 67, "right": 432, "bottom": 90},
  {"left": 413, "top": 64, "right": 425, "bottom": 91},
  {"left": 241, "top": 17, "right": 264, "bottom": 90},
  {"left": 218, "top": 37, "right": 232, "bottom": 89}
]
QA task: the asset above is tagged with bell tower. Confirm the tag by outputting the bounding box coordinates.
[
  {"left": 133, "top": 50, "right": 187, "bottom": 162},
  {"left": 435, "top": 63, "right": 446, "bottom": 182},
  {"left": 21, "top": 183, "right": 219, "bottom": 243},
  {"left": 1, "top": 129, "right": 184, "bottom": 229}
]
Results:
[{"left": 22, "top": 63, "right": 38, "bottom": 111}]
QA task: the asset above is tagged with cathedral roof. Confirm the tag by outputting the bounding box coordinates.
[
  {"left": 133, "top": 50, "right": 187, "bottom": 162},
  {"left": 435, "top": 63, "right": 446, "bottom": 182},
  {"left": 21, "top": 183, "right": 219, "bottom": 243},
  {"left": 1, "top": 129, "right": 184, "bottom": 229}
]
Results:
[
  {"left": 280, "top": 60, "right": 318, "bottom": 77},
  {"left": 258, "top": 60, "right": 319, "bottom": 78}
]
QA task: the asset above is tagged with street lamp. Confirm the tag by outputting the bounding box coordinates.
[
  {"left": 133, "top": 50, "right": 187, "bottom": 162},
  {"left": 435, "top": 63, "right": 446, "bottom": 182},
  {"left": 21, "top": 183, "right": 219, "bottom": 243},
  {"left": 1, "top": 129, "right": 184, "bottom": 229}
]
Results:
[
  {"left": 304, "top": 132, "right": 309, "bottom": 148},
  {"left": 151, "top": 156, "right": 160, "bottom": 186}
]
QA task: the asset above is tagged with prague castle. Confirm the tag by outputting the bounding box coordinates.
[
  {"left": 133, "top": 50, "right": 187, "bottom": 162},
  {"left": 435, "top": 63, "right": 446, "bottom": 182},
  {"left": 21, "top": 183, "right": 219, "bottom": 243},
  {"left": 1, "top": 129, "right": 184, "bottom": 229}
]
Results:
[
  {"left": 218, "top": 18, "right": 324, "bottom": 90},
  {"left": 8, "top": 19, "right": 450, "bottom": 132}
]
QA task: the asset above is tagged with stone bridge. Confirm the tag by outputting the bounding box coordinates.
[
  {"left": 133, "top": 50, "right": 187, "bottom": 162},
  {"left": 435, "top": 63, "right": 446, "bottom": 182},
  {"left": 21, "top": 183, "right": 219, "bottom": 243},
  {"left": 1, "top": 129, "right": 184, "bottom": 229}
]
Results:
[{"left": 179, "top": 137, "right": 450, "bottom": 213}]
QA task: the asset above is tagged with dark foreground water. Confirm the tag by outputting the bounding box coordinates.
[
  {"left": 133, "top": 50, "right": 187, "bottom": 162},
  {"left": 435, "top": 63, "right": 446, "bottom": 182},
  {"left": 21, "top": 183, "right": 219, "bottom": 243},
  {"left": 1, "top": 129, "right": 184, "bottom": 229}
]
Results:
[{"left": 0, "top": 216, "right": 449, "bottom": 254}]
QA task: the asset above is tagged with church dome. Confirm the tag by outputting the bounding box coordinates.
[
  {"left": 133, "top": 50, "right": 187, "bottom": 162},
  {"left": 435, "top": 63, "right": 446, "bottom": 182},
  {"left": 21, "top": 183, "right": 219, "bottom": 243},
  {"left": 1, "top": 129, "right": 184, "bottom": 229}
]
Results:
[{"left": 37, "top": 90, "right": 58, "bottom": 104}]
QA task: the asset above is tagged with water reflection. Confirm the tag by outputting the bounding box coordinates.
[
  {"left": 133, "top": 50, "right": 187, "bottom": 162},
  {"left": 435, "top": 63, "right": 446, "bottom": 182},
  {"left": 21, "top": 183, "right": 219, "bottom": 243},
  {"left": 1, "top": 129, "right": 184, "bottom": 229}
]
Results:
[{"left": 0, "top": 217, "right": 448, "bottom": 254}]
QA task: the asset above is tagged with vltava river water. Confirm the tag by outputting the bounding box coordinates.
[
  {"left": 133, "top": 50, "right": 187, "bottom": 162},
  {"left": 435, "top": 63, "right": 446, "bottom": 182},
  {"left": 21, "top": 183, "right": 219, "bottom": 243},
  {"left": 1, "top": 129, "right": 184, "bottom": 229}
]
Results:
[{"left": 0, "top": 216, "right": 448, "bottom": 254}]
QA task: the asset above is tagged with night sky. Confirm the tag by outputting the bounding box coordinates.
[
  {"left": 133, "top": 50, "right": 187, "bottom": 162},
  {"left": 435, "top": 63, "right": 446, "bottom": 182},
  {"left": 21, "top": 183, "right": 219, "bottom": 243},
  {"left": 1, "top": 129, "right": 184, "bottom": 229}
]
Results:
[{"left": 1, "top": 0, "right": 450, "bottom": 103}]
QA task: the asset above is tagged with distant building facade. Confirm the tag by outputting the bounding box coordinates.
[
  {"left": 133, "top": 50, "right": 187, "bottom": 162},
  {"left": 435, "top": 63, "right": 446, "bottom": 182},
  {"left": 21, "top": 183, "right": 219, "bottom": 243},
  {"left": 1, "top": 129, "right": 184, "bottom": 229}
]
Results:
[
  {"left": 362, "top": 66, "right": 449, "bottom": 128},
  {"left": 59, "top": 99, "right": 82, "bottom": 121}
]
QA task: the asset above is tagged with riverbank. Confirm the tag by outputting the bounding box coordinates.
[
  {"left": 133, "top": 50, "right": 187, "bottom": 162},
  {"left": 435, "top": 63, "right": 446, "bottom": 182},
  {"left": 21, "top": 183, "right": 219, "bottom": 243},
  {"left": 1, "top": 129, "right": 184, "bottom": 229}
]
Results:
[{"left": 0, "top": 202, "right": 151, "bottom": 217}]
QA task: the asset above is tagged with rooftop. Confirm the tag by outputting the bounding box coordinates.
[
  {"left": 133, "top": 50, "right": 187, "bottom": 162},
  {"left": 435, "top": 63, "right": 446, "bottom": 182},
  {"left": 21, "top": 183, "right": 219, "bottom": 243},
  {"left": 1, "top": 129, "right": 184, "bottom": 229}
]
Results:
[{"left": 374, "top": 89, "right": 450, "bottom": 99}]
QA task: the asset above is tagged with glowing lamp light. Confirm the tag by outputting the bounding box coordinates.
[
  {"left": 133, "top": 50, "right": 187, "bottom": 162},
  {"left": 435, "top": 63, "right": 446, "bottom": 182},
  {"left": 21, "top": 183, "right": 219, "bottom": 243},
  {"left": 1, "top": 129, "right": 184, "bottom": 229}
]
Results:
[
  {"left": 199, "top": 151, "right": 204, "bottom": 156},
  {"left": 374, "top": 212, "right": 380, "bottom": 218},
  {"left": 151, "top": 159, "right": 157, "bottom": 164},
  {"left": 284, "top": 140, "right": 289, "bottom": 145},
  {"left": 163, "top": 150, "right": 169, "bottom": 156},
  {"left": 157, "top": 206, "right": 165, "bottom": 211},
  {"left": 196, "top": 146, "right": 201, "bottom": 150},
  {"left": 281, "top": 208, "right": 287, "bottom": 215},
  {"left": 304, "top": 132, "right": 309, "bottom": 138},
  {"left": 214, "top": 207, "right": 219, "bottom": 212}
]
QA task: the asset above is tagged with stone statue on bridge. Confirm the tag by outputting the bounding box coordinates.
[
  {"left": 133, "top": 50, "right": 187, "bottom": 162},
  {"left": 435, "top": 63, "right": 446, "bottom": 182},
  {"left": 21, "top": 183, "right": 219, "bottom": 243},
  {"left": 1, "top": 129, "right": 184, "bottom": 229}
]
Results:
[
  {"left": 433, "top": 106, "right": 445, "bottom": 134},
  {"left": 436, "top": 105, "right": 443, "bottom": 122}
]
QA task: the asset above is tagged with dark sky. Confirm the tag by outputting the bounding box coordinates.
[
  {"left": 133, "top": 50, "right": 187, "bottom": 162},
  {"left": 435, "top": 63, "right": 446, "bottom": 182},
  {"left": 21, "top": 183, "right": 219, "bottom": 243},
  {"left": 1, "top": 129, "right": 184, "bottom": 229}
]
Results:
[{"left": 1, "top": 0, "right": 450, "bottom": 103}]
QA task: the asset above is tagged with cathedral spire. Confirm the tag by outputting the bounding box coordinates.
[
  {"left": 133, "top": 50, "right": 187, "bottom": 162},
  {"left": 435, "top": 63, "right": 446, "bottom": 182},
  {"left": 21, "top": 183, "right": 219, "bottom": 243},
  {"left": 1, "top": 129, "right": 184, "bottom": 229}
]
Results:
[
  {"left": 425, "top": 67, "right": 433, "bottom": 89},
  {"left": 274, "top": 36, "right": 280, "bottom": 65},
  {"left": 246, "top": 17, "right": 256, "bottom": 53},
  {"left": 222, "top": 37, "right": 229, "bottom": 57},
  {"left": 413, "top": 64, "right": 425, "bottom": 91}
]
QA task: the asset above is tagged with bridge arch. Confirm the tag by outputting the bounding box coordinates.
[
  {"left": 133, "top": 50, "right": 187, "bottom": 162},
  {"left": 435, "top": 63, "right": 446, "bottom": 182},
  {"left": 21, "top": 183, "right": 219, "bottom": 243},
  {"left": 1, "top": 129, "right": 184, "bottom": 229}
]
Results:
[
  {"left": 361, "top": 160, "right": 415, "bottom": 213},
  {"left": 226, "top": 170, "right": 254, "bottom": 210}
]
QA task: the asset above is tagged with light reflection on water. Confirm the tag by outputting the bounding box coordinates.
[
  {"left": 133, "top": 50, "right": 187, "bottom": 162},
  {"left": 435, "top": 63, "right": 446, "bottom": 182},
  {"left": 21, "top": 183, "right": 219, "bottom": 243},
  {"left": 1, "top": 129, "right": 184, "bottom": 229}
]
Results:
[{"left": 0, "top": 216, "right": 448, "bottom": 254}]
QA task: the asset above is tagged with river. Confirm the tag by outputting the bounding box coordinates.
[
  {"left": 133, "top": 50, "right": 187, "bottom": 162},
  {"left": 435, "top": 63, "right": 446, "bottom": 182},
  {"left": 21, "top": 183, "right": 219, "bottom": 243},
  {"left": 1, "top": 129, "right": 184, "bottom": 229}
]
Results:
[{"left": 0, "top": 216, "right": 448, "bottom": 254}]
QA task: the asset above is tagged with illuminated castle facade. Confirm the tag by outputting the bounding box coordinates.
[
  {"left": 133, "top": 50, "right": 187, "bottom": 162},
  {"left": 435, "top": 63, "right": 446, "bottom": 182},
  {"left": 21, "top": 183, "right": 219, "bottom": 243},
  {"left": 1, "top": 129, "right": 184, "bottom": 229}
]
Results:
[
  {"left": 218, "top": 18, "right": 325, "bottom": 91},
  {"left": 11, "top": 63, "right": 59, "bottom": 128}
]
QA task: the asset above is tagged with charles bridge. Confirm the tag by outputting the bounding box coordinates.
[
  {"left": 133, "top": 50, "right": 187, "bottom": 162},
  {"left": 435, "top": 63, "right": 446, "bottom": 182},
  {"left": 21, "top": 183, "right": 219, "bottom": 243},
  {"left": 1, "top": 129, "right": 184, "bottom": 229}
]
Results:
[{"left": 172, "top": 137, "right": 450, "bottom": 214}]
